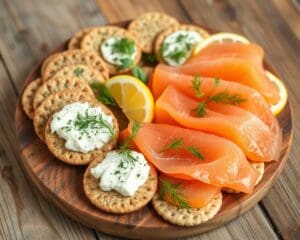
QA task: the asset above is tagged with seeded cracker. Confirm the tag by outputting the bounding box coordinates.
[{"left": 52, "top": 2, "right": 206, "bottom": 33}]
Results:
[
  {"left": 155, "top": 24, "right": 210, "bottom": 61},
  {"left": 81, "top": 26, "right": 141, "bottom": 75},
  {"left": 223, "top": 162, "right": 265, "bottom": 193},
  {"left": 33, "top": 76, "right": 94, "bottom": 110},
  {"left": 152, "top": 192, "right": 222, "bottom": 226},
  {"left": 21, "top": 78, "right": 42, "bottom": 119},
  {"left": 33, "top": 90, "right": 95, "bottom": 142},
  {"left": 83, "top": 158, "right": 157, "bottom": 213},
  {"left": 42, "top": 49, "right": 109, "bottom": 81},
  {"left": 45, "top": 100, "right": 119, "bottom": 165},
  {"left": 51, "top": 64, "right": 106, "bottom": 85},
  {"left": 68, "top": 27, "right": 94, "bottom": 50},
  {"left": 128, "top": 12, "right": 179, "bottom": 53},
  {"left": 41, "top": 53, "right": 60, "bottom": 79}
]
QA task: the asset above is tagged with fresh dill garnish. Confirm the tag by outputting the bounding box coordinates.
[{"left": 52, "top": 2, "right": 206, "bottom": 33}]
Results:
[
  {"left": 159, "top": 179, "right": 190, "bottom": 209},
  {"left": 161, "top": 138, "right": 205, "bottom": 160},
  {"left": 186, "top": 146, "right": 205, "bottom": 160},
  {"left": 175, "top": 34, "right": 188, "bottom": 43},
  {"left": 90, "top": 82, "right": 117, "bottom": 106},
  {"left": 208, "top": 90, "right": 246, "bottom": 105},
  {"left": 142, "top": 53, "right": 158, "bottom": 66},
  {"left": 111, "top": 38, "right": 135, "bottom": 55},
  {"left": 73, "top": 67, "right": 84, "bottom": 77},
  {"left": 194, "top": 101, "right": 207, "bottom": 117},
  {"left": 214, "top": 77, "right": 220, "bottom": 86},
  {"left": 74, "top": 110, "right": 115, "bottom": 137},
  {"left": 118, "top": 58, "right": 133, "bottom": 69},
  {"left": 118, "top": 121, "right": 141, "bottom": 166},
  {"left": 165, "top": 50, "right": 187, "bottom": 64},
  {"left": 132, "top": 65, "right": 147, "bottom": 83},
  {"left": 192, "top": 75, "right": 204, "bottom": 98},
  {"left": 160, "top": 138, "right": 183, "bottom": 152}
]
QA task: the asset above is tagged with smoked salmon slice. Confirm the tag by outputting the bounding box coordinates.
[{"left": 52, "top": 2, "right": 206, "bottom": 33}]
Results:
[
  {"left": 152, "top": 64, "right": 275, "bottom": 128},
  {"left": 130, "top": 122, "right": 259, "bottom": 193},
  {"left": 155, "top": 86, "right": 281, "bottom": 162},
  {"left": 158, "top": 174, "right": 221, "bottom": 208},
  {"left": 176, "top": 43, "right": 279, "bottom": 104}
]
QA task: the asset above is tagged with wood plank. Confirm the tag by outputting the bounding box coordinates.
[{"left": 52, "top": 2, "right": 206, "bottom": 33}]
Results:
[{"left": 95, "top": 1, "right": 282, "bottom": 239}]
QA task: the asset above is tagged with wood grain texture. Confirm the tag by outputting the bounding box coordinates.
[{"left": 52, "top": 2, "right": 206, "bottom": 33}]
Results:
[
  {"left": 15, "top": 21, "right": 292, "bottom": 240},
  {"left": 0, "top": 0, "right": 299, "bottom": 239}
]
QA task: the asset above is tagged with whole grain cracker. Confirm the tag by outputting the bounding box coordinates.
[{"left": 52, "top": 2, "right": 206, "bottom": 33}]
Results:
[
  {"left": 33, "top": 76, "right": 93, "bottom": 110},
  {"left": 21, "top": 78, "right": 42, "bottom": 119},
  {"left": 51, "top": 64, "right": 106, "bottom": 85},
  {"left": 44, "top": 101, "right": 119, "bottom": 165},
  {"left": 83, "top": 160, "right": 158, "bottom": 214},
  {"left": 128, "top": 12, "right": 179, "bottom": 53},
  {"left": 33, "top": 90, "right": 95, "bottom": 142},
  {"left": 42, "top": 49, "right": 109, "bottom": 81},
  {"left": 152, "top": 192, "right": 222, "bottom": 226},
  {"left": 223, "top": 162, "right": 265, "bottom": 193},
  {"left": 154, "top": 24, "right": 210, "bottom": 62},
  {"left": 68, "top": 27, "right": 94, "bottom": 50},
  {"left": 81, "top": 26, "right": 141, "bottom": 75}
]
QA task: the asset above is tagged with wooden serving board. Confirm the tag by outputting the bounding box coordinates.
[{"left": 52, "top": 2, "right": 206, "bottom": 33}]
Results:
[{"left": 15, "top": 22, "right": 293, "bottom": 239}]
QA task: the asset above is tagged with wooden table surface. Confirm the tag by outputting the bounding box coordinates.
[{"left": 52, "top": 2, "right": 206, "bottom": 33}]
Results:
[{"left": 0, "top": 0, "right": 299, "bottom": 239}]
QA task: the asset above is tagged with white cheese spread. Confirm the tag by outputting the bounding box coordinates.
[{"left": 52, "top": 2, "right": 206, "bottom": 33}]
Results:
[
  {"left": 100, "top": 37, "right": 137, "bottom": 66},
  {"left": 50, "top": 102, "right": 115, "bottom": 153},
  {"left": 161, "top": 30, "right": 202, "bottom": 66},
  {"left": 90, "top": 150, "right": 150, "bottom": 197}
]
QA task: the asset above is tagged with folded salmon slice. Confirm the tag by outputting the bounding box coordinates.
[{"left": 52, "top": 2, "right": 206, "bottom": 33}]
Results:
[
  {"left": 155, "top": 86, "right": 281, "bottom": 162},
  {"left": 158, "top": 174, "right": 221, "bottom": 208},
  {"left": 152, "top": 64, "right": 275, "bottom": 128},
  {"left": 177, "top": 43, "right": 279, "bottom": 104},
  {"left": 130, "top": 122, "right": 259, "bottom": 193}
]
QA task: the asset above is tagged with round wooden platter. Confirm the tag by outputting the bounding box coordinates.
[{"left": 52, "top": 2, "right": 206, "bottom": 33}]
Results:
[{"left": 15, "top": 21, "right": 293, "bottom": 239}]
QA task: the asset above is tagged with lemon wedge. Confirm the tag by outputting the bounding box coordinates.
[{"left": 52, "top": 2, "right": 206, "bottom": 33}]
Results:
[
  {"left": 193, "top": 32, "right": 250, "bottom": 55},
  {"left": 265, "top": 71, "right": 288, "bottom": 115},
  {"left": 106, "top": 75, "right": 154, "bottom": 122}
]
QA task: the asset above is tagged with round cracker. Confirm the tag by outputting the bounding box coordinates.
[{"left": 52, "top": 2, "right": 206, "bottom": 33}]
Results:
[
  {"left": 51, "top": 64, "right": 106, "bottom": 85},
  {"left": 21, "top": 78, "right": 42, "bottom": 119},
  {"left": 154, "top": 24, "right": 210, "bottom": 62},
  {"left": 128, "top": 12, "right": 179, "bottom": 53},
  {"left": 41, "top": 53, "right": 60, "bottom": 78},
  {"left": 33, "top": 76, "right": 93, "bottom": 110},
  {"left": 81, "top": 26, "right": 141, "bottom": 75},
  {"left": 83, "top": 159, "right": 158, "bottom": 214},
  {"left": 152, "top": 192, "right": 222, "bottom": 226},
  {"left": 45, "top": 101, "right": 119, "bottom": 165},
  {"left": 68, "top": 27, "right": 94, "bottom": 49},
  {"left": 223, "top": 162, "right": 265, "bottom": 193},
  {"left": 33, "top": 90, "right": 95, "bottom": 142},
  {"left": 42, "top": 49, "right": 109, "bottom": 81}
]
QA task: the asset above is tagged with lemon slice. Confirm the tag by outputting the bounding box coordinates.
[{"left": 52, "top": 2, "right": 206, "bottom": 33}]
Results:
[
  {"left": 265, "top": 71, "right": 288, "bottom": 115},
  {"left": 193, "top": 32, "right": 250, "bottom": 55},
  {"left": 106, "top": 75, "right": 154, "bottom": 122}
]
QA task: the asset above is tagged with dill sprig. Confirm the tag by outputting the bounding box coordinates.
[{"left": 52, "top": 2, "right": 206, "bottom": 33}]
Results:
[
  {"left": 194, "top": 101, "right": 206, "bottom": 117},
  {"left": 159, "top": 179, "right": 190, "bottom": 209},
  {"left": 208, "top": 90, "right": 246, "bottom": 105},
  {"left": 118, "top": 121, "right": 141, "bottom": 165},
  {"left": 132, "top": 65, "right": 147, "bottom": 83},
  {"left": 111, "top": 38, "right": 135, "bottom": 55},
  {"left": 74, "top": 110, "right": 115, "bottom": 137},
  {"left": 90, "top": 82, "right": 117, "bottom": 107},
  {"left": 142, "top": 53, "right": 158, "bottom": 66},
  {"left": 192, "top": 75, "right": 204, "bottom": 98},
  {"left": 161, "top": 138, "right": 205, "bottom": 160}
]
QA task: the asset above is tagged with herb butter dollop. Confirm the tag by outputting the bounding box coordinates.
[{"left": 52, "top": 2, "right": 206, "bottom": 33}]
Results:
[
  {"left": 100, "top": 37, "right": 137, "bottom": 67},
  {"left": 91, "top": 150, "right": 150, "bottom": 196},
  {"left": 161, "top": 30, "right": 202, "bottom": 66},
  {"left": 50, "top": 102, "right": 115, "bottom": 153}
]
